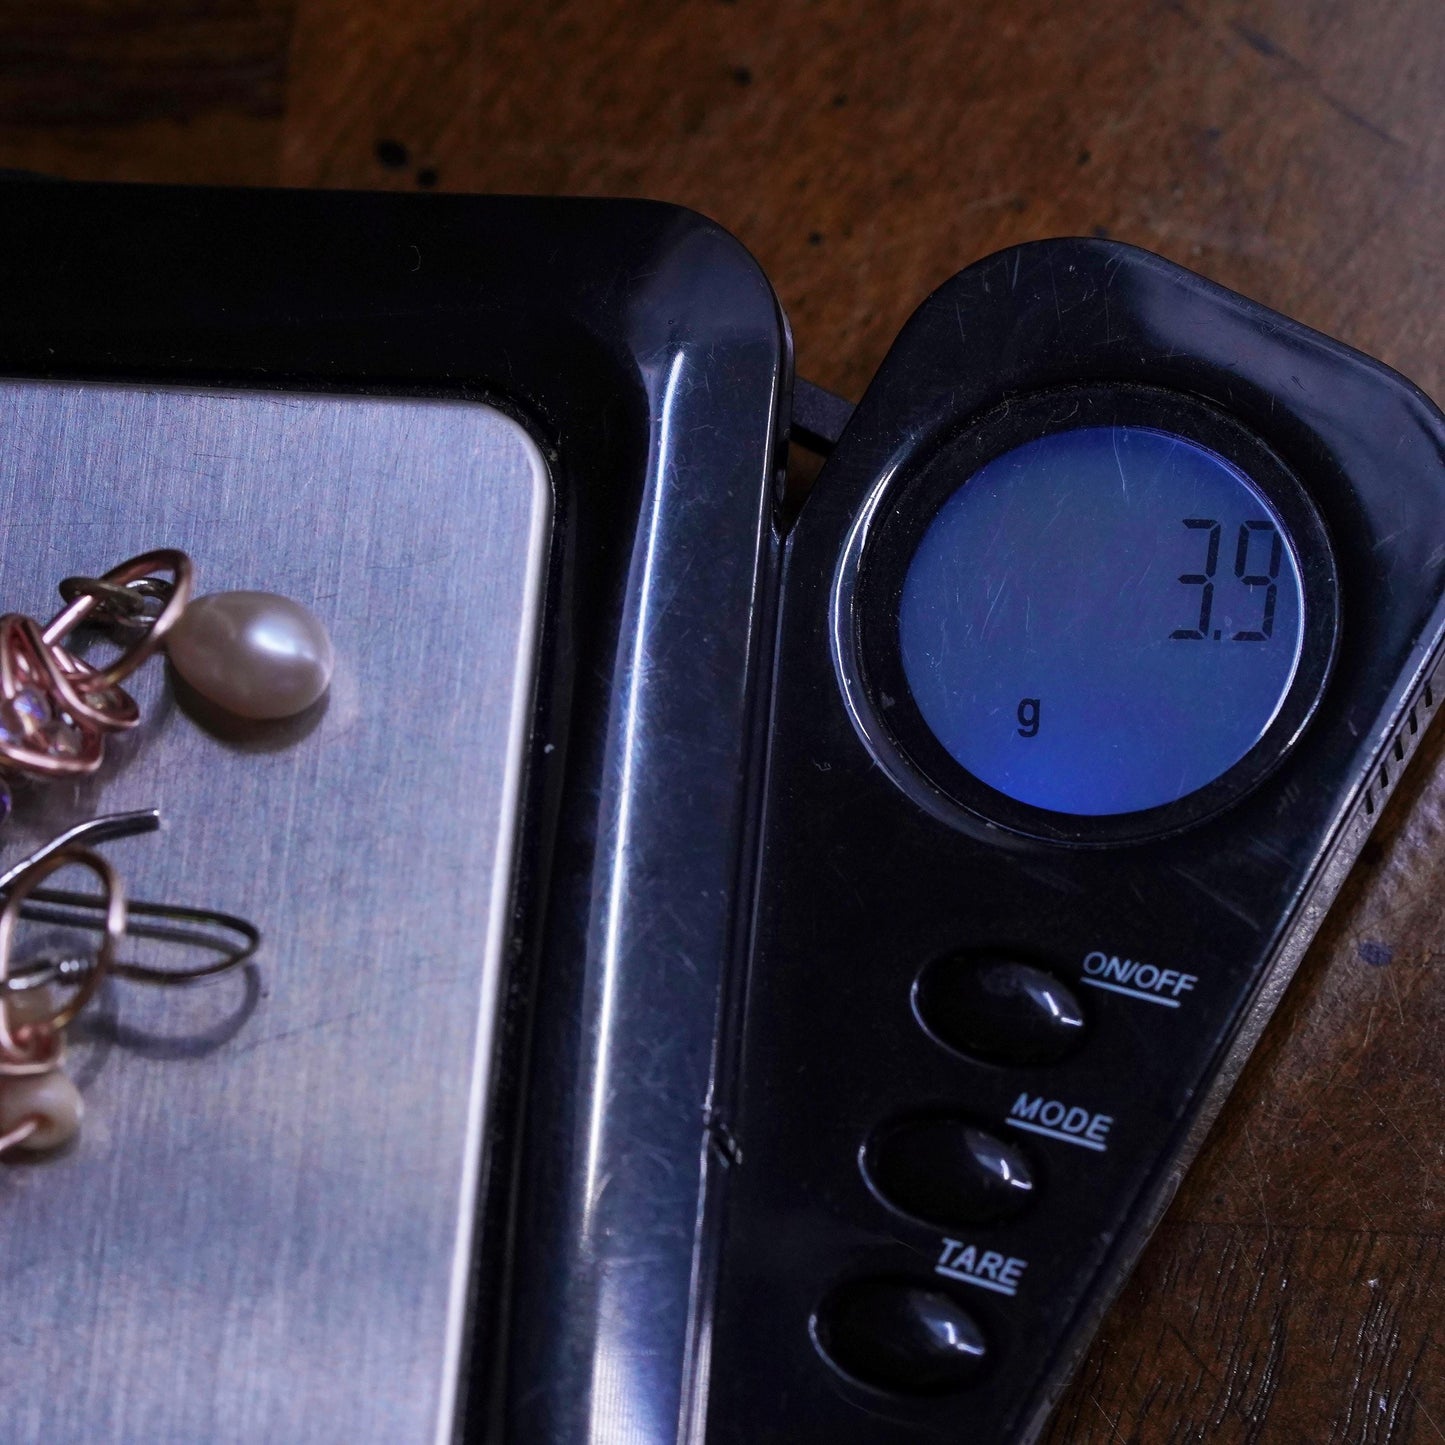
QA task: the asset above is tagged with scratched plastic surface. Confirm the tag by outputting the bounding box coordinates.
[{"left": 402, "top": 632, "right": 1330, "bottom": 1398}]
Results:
[{"left": 703, "top": 239, "right": 1445, "bottom": 1445}]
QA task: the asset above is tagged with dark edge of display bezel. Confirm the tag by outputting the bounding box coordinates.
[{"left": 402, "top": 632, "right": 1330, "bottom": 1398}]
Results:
[{"left": 849, "top": 383, "right": 1341, "bottom": 847}]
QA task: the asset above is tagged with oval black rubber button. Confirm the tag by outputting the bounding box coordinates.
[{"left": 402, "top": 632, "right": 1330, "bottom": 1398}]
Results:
[
  {"left": 914, "top": 954, "right": 1086, "bottom": 1064},
  {"left": 865, "top": 1117, "right": 1034, "bottom": 1227},
  {"left": 812, "top": 1277, "right": 987, "bottom": 1393}
]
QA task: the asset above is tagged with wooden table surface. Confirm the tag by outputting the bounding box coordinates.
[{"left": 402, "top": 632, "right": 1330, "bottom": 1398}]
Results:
[{"left": 3, "top": 2, "right": 1442, "bottom": 1441}]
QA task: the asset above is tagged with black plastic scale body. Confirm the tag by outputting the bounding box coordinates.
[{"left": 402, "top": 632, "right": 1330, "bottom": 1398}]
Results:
[
  {"left": 4, "top": 179, "right": 1443, "bottom": 1445},
  {"left": 703, "top": 239, "right": 1445, "bottom": 1443}
]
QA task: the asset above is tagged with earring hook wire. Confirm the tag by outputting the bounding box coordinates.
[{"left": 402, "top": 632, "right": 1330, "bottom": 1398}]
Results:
[{"left": 0, "top": 809, "right": 260, "bottom": 992}]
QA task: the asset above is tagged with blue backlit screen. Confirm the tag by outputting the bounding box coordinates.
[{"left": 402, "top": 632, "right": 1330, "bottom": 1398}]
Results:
[{"left": 897, "top": 426, "right": 1305, "bottom": 816}]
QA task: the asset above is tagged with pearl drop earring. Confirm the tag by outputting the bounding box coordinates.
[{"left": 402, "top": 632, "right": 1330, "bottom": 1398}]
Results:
[
  {"left": 0, "top": 809, "right": 260, "bottom": 1156},
  {"left": 0, "top": 844, "right": 122, "bottom": 1154},
  {"left": 0, "top": 550, "right": 334, "bottom": 805}
]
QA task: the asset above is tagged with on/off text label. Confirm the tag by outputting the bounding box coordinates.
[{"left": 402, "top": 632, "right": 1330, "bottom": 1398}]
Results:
[{"left": 1080, "top": 949, "right": 1198, "bottom": 1008}]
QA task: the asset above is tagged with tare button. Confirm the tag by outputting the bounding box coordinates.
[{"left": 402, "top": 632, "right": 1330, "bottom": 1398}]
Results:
[
  {"left": 1079, "top": 948, "right": 1198, "bottom": 1008},
  {"left": 1004, "top": 1091, "right": 1113, "bottom": 1152},
  {"left": 812, "top": 1277, "right": 988, "bottom": 1392}
]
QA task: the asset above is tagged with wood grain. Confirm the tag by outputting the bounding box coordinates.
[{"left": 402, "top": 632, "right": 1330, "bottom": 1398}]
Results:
[{"left": 1, "top": 2, "right": 1442, "bottom": 1440}]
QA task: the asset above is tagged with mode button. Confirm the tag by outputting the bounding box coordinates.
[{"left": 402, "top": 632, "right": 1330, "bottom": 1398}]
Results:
[{"left": 864, "top": 1116, "right": 1034, "bottom": 1227}]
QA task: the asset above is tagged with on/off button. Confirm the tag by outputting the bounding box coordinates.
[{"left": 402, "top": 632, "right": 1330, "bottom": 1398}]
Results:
[{"left": 913, "top": 954, "right": 1086, "bottom": 1065}]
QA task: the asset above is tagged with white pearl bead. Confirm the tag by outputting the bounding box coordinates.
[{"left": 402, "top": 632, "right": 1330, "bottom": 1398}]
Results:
[
  {"left": 167, "top": 591, "right": 334, "bottom": 720},
  {"left": 0, "top": 1068, "right": 82, "bottom": 1151}
]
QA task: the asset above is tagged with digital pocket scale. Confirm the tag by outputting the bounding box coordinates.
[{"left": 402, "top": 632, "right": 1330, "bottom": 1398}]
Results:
[{"left": 0, "top": 179, "right": 1441, "bottom": 1445}]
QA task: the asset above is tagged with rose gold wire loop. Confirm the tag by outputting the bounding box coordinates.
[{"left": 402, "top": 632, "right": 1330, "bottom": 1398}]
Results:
[
  {"left": 0, "top": 846, "right": 124, "bottom": 1056},
  {"left": 0, "top": 552, "right": 189, "bottom": 780},
  {"left": 42, "top": 549, "right": 193, "bottom": 693},
  {"left": 0, "top": 1118, "right": 39, "bottom": 1153},
  {"left": 0, "top": 1027, "right": 62, "bottom": 1076},
  {"left": 0, "top": 614, "right": 109, "bottom": 778},
  {"left": 39, "top": 640, "right": 140, "bottom": 734}
]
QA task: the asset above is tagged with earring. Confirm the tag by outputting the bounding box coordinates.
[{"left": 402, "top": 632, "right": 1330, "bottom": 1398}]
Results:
[
  {"left": 0, "top": 549, "right": 333, "bottom": 808},
  {"left": 0, "top": 810, "right": 260, "bottom": 1156},
  {"left": 0, "top": 844, "right": 122, "bottom": 1153},
  {"left": 0, "top": 550, "right": 192, "bottom": 787}
]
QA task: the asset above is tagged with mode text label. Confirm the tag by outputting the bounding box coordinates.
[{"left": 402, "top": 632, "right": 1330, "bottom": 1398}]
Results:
[{"left": 1006, "top": 1092, "right": 1112, "bottom": 1152}]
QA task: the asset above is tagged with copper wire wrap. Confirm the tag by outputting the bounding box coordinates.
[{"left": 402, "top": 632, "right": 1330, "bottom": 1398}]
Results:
[{"left": 0, "top": 550, "right": 193, "bottom": 781}]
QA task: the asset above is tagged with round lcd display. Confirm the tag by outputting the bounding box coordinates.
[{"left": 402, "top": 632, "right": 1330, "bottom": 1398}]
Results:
[{"left": 896, "top": 425, "right": 1307, "bottom": 817}]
